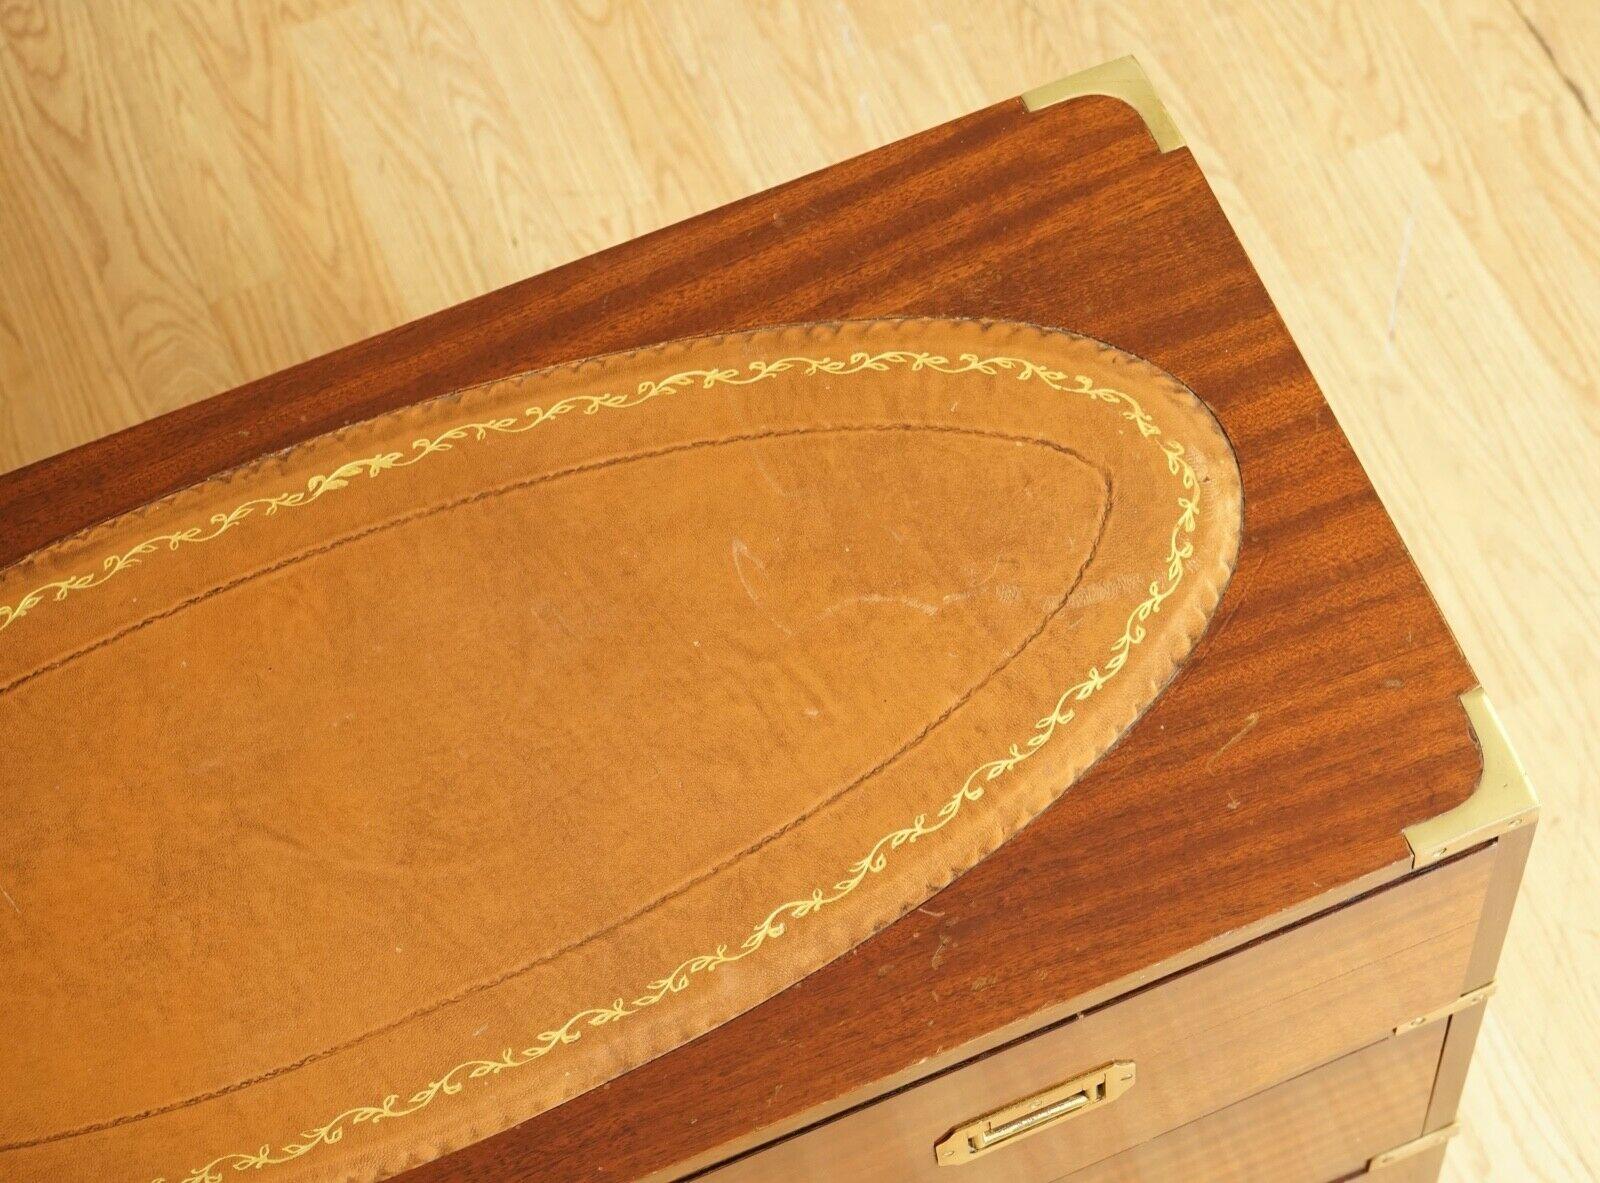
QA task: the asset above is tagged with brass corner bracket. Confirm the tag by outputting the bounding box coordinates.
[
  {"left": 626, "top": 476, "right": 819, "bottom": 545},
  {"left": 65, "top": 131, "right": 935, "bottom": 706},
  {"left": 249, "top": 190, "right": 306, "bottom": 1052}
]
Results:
[
  {"left": 1395, "top": 982, "right": 1496, "bottom": 1035},
  {"left": 1403, "top": 688, "right": 1539, "bottom": 869},
  {"left": 1020, "top": 56, "right": 1185, "bottom": 153},
  {"left": 1368, "top": 1123, "right": 1459, "bottom": 1171}
]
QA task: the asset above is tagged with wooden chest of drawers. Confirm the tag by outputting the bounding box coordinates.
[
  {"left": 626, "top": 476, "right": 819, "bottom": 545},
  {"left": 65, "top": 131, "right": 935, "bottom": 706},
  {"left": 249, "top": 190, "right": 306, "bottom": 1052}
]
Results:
[
  {"left": 686, "top": 836, "right": 1512, "bottom": 1182},
  {"left": 0, "top": 57, "right": 1533, "bottom": 1183}
]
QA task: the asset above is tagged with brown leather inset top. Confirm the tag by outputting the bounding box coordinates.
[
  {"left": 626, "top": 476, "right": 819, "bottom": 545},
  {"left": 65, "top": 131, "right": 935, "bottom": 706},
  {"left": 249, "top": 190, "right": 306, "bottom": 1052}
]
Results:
[{"left": 0, "top": 319, "right": 1241, "bottom": 1183}]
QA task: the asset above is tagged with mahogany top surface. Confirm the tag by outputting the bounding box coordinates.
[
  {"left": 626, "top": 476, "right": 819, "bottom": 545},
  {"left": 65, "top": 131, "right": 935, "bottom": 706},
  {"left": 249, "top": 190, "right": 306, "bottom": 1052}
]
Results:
[{"left": 0, "top": 92, "right": 1480, "bottom": 1182}]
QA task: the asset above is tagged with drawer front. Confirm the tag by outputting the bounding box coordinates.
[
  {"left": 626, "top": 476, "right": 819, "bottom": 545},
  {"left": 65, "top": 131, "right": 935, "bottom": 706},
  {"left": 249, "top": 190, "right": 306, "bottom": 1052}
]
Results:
[
  {"left": 1058, "top": 1023, "right": 1445, "bottom": 1181},
  {"left": 694, "top": 848, "right": 1490, "bottom": 1182}
]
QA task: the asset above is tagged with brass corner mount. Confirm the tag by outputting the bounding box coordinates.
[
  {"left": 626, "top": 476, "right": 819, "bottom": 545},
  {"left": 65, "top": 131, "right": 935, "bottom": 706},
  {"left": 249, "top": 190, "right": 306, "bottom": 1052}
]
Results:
[
  {"left": 1368, "top": 1123, "right": 1459, "bottom": 1171},
  {"left": 1020, "top": 55, "right": 1185, "bottom": 153},
  {"left": 1403, "top": 688, "right": 1539, "bottom": 869}
]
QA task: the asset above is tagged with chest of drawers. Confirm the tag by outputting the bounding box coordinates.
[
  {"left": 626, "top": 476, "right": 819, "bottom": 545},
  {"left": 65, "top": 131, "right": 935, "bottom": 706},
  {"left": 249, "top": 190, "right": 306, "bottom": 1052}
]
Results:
[{"left": 0, "top": 57, "right": 1532, "bottom": 1183}]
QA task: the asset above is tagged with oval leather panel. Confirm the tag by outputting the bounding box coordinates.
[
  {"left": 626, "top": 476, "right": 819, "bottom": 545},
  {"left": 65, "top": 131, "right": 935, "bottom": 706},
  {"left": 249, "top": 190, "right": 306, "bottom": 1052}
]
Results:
[{"left": 0, "top": 319, "right": 1241, "bottom": 1183}]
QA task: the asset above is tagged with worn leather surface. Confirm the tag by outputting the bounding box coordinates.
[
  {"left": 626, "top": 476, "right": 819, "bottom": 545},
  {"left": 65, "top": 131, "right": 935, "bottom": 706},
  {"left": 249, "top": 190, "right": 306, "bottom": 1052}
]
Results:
[{"left": 0, "top": 319, "right": 1240, "bottom": 1183}]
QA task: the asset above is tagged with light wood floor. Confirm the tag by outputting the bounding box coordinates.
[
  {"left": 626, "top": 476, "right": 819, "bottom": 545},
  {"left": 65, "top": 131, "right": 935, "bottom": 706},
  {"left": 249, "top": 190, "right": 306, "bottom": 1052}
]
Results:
[{"left": 1, "top": 3, "right": 1594, "bottom": 1178}]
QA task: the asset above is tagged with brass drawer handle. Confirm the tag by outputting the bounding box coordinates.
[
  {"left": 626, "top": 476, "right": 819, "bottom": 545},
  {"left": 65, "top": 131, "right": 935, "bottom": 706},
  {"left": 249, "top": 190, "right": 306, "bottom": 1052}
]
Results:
[{"left": 935, "top": 1060, "right": 1135, "bottom": 1165}]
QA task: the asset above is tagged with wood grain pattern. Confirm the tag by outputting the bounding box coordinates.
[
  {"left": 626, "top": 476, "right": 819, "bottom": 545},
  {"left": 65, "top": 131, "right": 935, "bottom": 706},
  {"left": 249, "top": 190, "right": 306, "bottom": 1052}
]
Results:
[
  {"left": 1054, "top": 1024, "right": 1448, "bottom": 1182},
  {"left": 0, "top": 85, "right": 1482, "bottom": 1183},
  {"left": 695, "top": 849, "right": 1491, "bottom": 1182},
  {"left": 0, "top": 4, "right": 1592, "bottom": 1180}
]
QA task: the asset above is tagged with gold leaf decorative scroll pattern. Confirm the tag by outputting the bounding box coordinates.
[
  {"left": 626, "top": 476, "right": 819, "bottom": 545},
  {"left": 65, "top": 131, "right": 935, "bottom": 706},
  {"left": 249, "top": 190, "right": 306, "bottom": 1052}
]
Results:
[{"left": 0, "top": 352, "right": 1200, "bottom": 1183}]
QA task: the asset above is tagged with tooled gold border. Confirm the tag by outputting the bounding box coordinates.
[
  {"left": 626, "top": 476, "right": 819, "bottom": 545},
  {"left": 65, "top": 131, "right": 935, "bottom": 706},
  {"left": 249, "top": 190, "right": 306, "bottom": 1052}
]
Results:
[{"left": 1, "top": 348, "right": 1203, "bottom": 1183}]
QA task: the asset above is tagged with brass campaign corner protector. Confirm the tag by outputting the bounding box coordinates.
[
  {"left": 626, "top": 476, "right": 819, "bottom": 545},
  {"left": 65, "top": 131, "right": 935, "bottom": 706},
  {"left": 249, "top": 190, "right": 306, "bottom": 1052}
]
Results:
[
  {"left": 1367, "top": 1123, "right": 1459, "bottom": 1172},
  {"left": 1395, "top": 982, "right": 1496, "bottom": 1035},
  {"left": 1021, "top": 56, "right": 1186, "bottom": 153},
  {"left": 1403, "top": 688, "right": 1539, "bottom": 869}
]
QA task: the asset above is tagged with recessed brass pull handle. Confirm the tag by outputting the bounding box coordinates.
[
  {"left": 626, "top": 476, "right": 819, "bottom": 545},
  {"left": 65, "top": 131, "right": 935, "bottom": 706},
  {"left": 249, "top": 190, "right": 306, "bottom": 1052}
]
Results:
[
  {"left": 934, "top": 1060, "right": 1135, "bottom": 1165},
  {"left": 975, "top": 1090, "right": 1091, "bottom": 1147}
]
